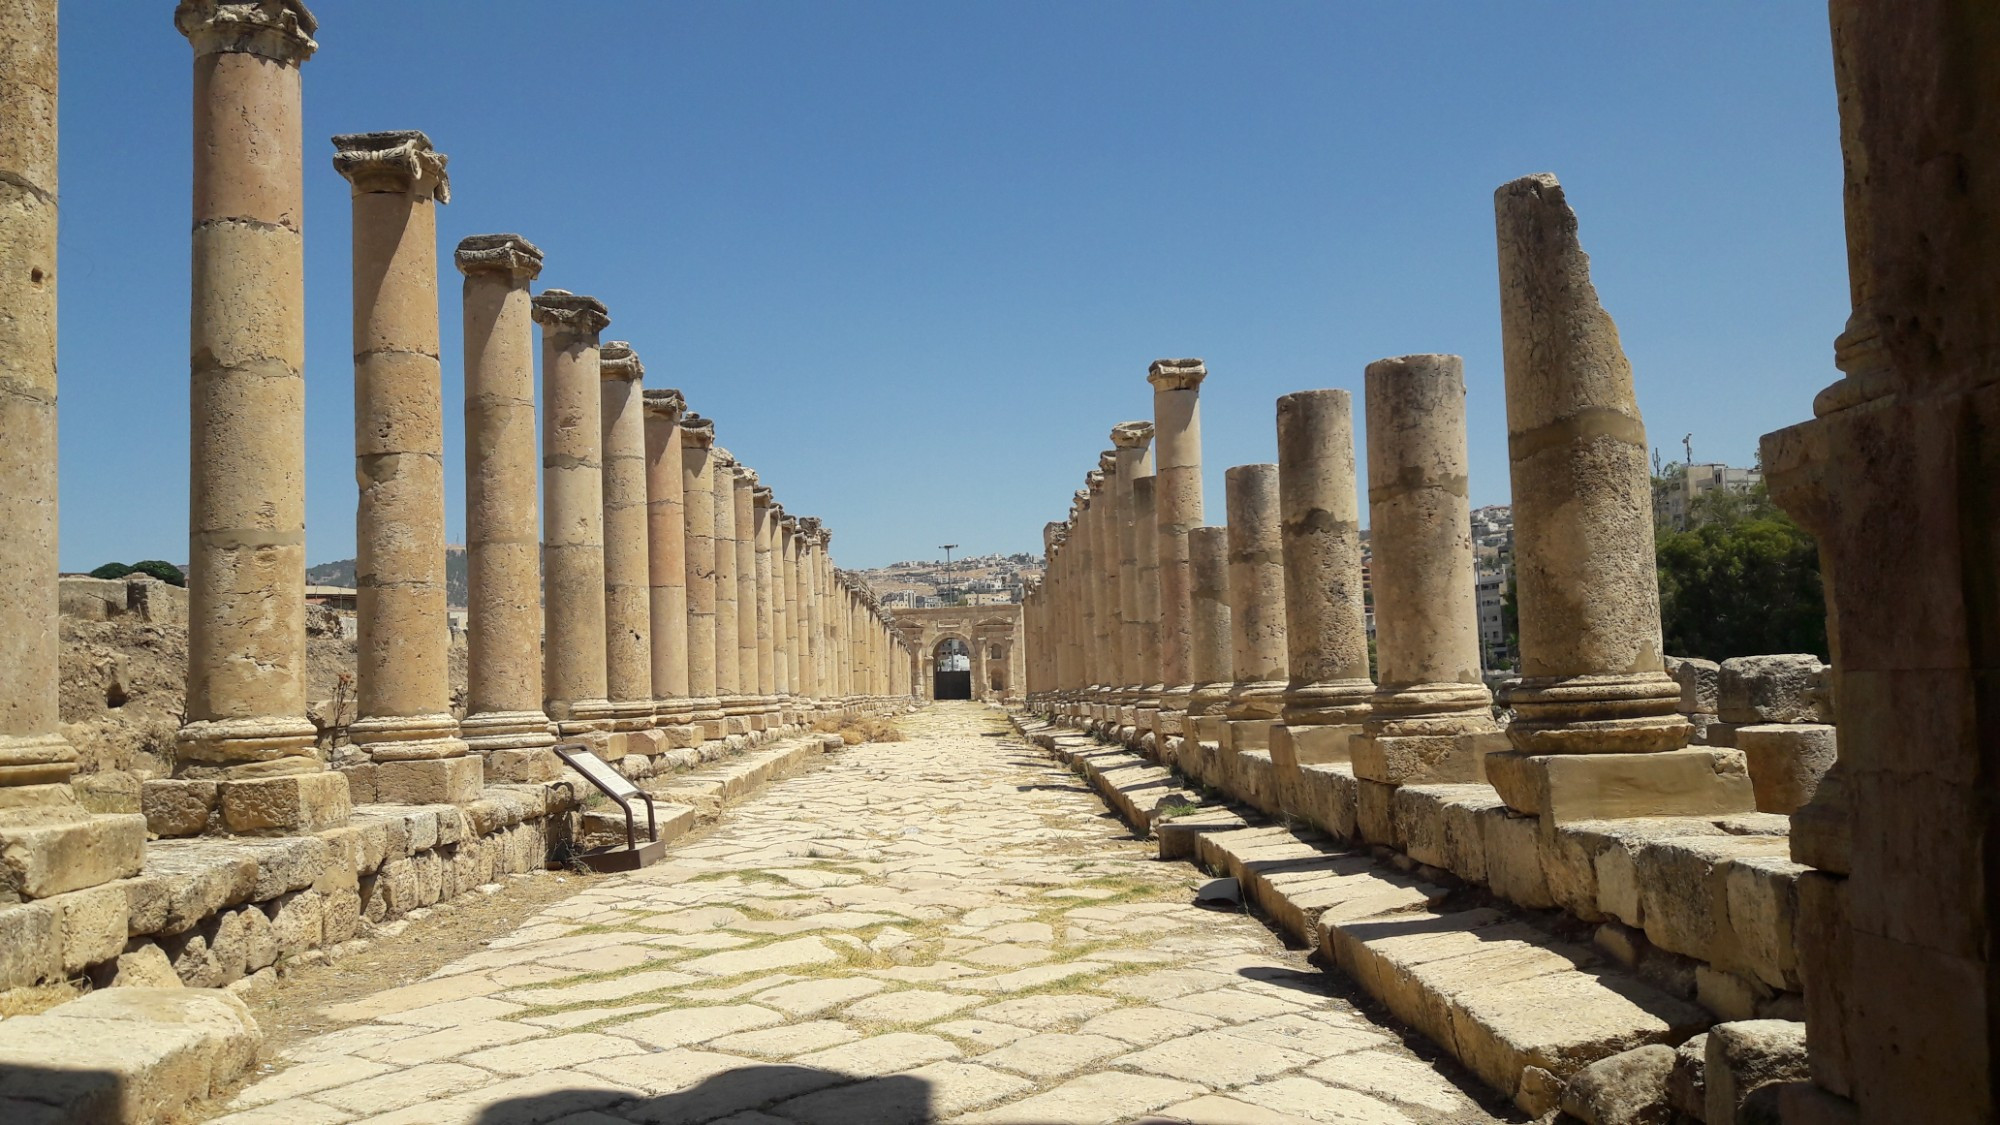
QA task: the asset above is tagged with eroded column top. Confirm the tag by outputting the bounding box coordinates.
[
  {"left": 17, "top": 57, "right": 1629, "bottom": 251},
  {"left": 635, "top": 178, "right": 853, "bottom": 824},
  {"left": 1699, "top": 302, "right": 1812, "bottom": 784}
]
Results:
[
  {"left": 455, "top": 234, "right": 543, "bottom": 281},
  {"left": 531, "top": 289, "right": 610, "bottom": 336},
  {"left": 600, "top": 341, "right": 643, "bottom": 381},
  {"left": 1111, "top": 421, "right": 1155, "bottom": 449},
  {"left": 1147, "top": 358, "right": 1208, "bottom": 391},
  {"left": 176, "top": 0, "right": 317, "bottom": 62},
  {"left": 753, "top": 486, "right": 774, "bottom": 508},
  {"left": 331, "top": 131, "right": 449, "bottom": 199},
  {"left": 680, "top": 413, "right": 715, "bottom": 447},
  {"left": 643, "top": 387, "right": 686, "bottom": 421}
]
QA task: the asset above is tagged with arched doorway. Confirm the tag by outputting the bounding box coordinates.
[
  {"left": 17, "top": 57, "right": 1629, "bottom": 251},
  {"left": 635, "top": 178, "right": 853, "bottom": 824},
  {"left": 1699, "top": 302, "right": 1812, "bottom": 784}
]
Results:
[{"left": 932, "top": 637, "right": 972, "bottom": 700}]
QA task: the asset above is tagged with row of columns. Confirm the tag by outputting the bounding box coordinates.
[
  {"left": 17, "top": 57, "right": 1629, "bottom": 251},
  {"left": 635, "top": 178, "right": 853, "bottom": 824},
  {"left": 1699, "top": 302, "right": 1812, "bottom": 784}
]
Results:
[
  {"left": 1027, "top": 173, "right": 1758, "bottom": 831},
  {"left": 0, "top": 0, "right": 914, "bottom": 869}
]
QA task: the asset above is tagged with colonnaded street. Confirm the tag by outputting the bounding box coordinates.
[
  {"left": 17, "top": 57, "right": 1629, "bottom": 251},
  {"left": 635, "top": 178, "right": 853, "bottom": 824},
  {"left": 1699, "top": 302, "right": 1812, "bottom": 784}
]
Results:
[{"left": 203, "top": 704, "right": 1510, "bottom": 1125}]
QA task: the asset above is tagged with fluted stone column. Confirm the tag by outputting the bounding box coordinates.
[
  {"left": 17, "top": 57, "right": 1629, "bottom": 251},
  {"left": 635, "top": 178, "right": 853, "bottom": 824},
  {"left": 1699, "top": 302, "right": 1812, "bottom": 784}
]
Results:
[
  {"left": 1351, "top": 356, "right": 1502, "bottom": 843},
  {"left": 679, "top": 415, "right": 725, "bottom": 738},
  {"left": 1151, "top": 359, "right": 1208, "bottom": 739},
  {"left": 1271, "top": 390, "right": 1374, "bottom": 782},
  {"left": 598, "top": 341, "right": 654, "bottom": 737},
  {"left": 174, "top": 0, "right": 348, "bottom": 834},
  {"left": 456, "top": 234, "right": 556, "bottom": 780},
  {"left": 334, "top": 130, "right": 475, "bottom": 804},
  {"left": 711, "top": 452, "right": 742, "bottom": 728},
  {"left": 1222, "top": 466, "right": 1287, "bottom": 763},
  {"left": 1489, "top": 174, "right": 1751, "bottom": 822},
  {"left": 533, "top": 290, "right": 615, "bottom": 736},
  {"left": 642, "top": 389, "right": 697, "bottom": 746},
  {"left": 1186, "top": 526, "right": 1235, "bottom": 752},
  {"left": 0, "top": 0, "right": 145, "bottom": 887},
  {"left": 732, "top": 469, "right": 762, "bottom": 725},
  {"left": 753, "top": 487, "right": 778, "bottom": 722}
]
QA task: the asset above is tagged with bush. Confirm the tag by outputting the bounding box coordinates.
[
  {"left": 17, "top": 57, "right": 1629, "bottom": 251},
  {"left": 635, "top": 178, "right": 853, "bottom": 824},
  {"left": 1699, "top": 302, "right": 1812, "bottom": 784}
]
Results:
[
  {"left": 1657, "top": 485, "right": 1827, "bottom": 662},
  {"left": 128, "top": 560, "right": 186, "bottom": 587},
  {"left": 88, "top": 562, "right": 135, "bottom": 580}
]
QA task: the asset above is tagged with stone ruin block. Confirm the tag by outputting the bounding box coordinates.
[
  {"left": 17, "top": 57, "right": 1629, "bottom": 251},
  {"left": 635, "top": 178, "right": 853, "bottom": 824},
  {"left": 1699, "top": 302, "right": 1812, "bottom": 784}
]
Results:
[{"left": 1717, "top": 655, "right": 1831, "bottom": 725}]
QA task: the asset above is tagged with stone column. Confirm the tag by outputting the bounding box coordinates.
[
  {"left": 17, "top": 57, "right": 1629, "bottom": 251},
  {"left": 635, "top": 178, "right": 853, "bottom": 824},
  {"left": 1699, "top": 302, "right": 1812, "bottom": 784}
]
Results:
[
  {"left": 711, "top": 452, "right": 743, "bottom": 729},
  {"left": 1151, "top": 359, "right": 1208, "bottom": 733},
  {"left": 0, "top": 0, "right": 145, "bottom": 886},
  {"left": 1112, "top": 422, "right": 1154, "bottom": 708},
  {"left": 1271, "top": 389, "right": 1374, "bottom": 780},
  {"left": 456, "top": 234, "right": 556, "bottom": 779},
  {"left": 732, "top": 469, "right": 762, "bottom": 724},
  {"left": 1351, "top": 356, "right": 1502, "bottom": 844},
  {"left": 1222, "top": 466, "right": 1287, "bottom": 760},
  {"left": 1132, "top": 468, "right": 1162, "bottom": 708},
  {"left": 174, "top": 0, "right": 348, "bottom": 834},
  {"left": 1093, "top": 454, "right": 1122, "bottom": 719},
  {"left": 532, "top": 290, "right": 615, "bottom": 735},
  {"left": 643, "top": 388, "right": 696, "bottom": 745},
  {"left": 1186, "top": 526, "right": 1235, "bottom": 750},
  {"left": 598, "top": 341, "right": 654, "bottom": 735},
  {"left": 678, "top": 415, "right": 725, "bottom": 739},
  {"left": 334, "top": 130, "right": 475, "bottom": 804},
  {"left": 780, "top": 514, "right": 803, "bottom": 711},
  {"left": 753, "top": 487, "right": 778, "bottom": 720},
  {"left": 1489, "top": 174, "right": 1751, "bottom": 822}
]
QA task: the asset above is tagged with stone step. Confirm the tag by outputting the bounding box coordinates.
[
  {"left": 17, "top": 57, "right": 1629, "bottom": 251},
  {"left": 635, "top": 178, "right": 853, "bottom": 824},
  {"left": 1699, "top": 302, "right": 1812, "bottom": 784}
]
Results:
[
  {"left": 642, "top": 734, "right": 837, "bottom": 818},
  {"left": 1014, "top": 711, "right": 1713, "bottom": 1118},
  {"left": 1031, "top": 730, "right": 1202, "bottom": 833}
]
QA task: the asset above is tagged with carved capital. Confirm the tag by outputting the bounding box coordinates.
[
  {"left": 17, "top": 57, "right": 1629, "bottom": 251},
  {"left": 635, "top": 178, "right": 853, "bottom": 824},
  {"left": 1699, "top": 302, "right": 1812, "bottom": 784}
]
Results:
[
  {"left": 753, "top": 486, "right": 775, "bottom": 508},
  {"left": 1147, "top": 357, "right": 1208, "bottom": 391},
  {"left": 331, "top": 130, "right": 449, "bottom": 200},
  {"left": 599, "top": 341, "right": 643, "bottom": 382},
  {"left": 1110, "top": 420, "right": 1155, "bottom": 449},
  {"left": 1086, "top": 470, "right": 1105, "bottom": 492},
  {"left": 1098, "top": 450, "right": 1118, "bottom": 475},
  {"left": 455, "top": 233, "right": 542, "bottom": 281},
  {"left": 531, "top": 289, "right": 610, "bottom": 336},
  {"left": 176, "top": 0, "right": 317, "bottom": 63},
  {"left": 642, "top": 387, "right": 685, "bottom": 421},
  {"left": 679, "top": 412, "right": 715, "bottom": 448}
]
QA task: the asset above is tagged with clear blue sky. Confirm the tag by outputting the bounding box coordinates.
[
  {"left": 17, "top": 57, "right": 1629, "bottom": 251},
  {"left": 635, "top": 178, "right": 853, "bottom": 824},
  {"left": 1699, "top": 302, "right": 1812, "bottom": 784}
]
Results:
[{"left": 54, "top": 2, "right": 1843, "bottom": 572}]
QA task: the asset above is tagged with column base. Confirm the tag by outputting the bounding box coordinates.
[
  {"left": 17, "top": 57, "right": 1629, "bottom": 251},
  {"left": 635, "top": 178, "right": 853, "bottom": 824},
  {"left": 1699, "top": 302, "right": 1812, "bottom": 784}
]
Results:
[
  {"left": 605, "top": 699, "right": 655, "bottom": 732},
  {"left": 1220, "top": 719, "right": 1274, "bottom": 754},
  {"left": 1485, "top": 747, "right": 1756, "bottom": 824},
  {"left": 1351, "top": 726, "right": 1502, "bottom": 786},
  {"left": 1269, "top": 723, "right": 1361, "bottom": 771},
  {"left": 174, "top": 715, "right": 321, "bottom": 774},
  {"left": 552, "top": 699, "right": 619, "bottom": 735},
  {"left": 144, "top": 771, "right": 351, "bottom": 837},
  {"left": 459, "top": 709, "right": 557, "bottom": 753},
  {"left": 0, "top": 800, "right": 146, "bottom": 900},
  {"left": 348, "top": 712, "right": 469, "bottom": 763}
]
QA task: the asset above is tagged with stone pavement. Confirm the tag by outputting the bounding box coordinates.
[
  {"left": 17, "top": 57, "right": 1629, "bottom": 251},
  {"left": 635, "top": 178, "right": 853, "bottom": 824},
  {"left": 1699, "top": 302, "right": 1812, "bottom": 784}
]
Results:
[{"left": 205, "top": 704, "right": 1510, "bottom": 1125}]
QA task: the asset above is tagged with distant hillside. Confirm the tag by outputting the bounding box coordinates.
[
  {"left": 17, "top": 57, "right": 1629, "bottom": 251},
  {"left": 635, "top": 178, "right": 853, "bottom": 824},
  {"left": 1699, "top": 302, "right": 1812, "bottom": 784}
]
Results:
[{"left": 308, "top": 547, "right": 469, "bottom": 608}]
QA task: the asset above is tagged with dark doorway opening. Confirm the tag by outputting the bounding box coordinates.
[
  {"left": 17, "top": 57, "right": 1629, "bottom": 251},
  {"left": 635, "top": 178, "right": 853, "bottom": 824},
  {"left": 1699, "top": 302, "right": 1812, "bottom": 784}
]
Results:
[{"left": 934, "top": 670, "right": 972, "bottom": 700}]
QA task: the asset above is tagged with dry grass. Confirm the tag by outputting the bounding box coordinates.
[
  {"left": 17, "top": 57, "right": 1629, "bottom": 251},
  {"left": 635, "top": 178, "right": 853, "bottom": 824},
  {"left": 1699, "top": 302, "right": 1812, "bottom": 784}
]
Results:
[{"left": 811, "top": 713, "right": 908, "bottom": 744}]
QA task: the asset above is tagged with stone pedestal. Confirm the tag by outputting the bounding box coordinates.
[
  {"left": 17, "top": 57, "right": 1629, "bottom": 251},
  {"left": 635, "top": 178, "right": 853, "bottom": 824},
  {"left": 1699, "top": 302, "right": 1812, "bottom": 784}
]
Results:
[
  {"left": 1150, "top": 359, "right": 1207, "bottom": 733},
  {"left": 1350, "top": 357, "right": 1501, "bottom": 840},
  {"left": 1273, "top": 389, "right": 1372, "bottom": 773},
  {"left": 0, "top": 0, "right": 149, "bottom": 883},
  {"left": 533, "top": 290, "right": 616, "bottom": 735},
  {"left": 457, "top": 234, "right": 556, "bottom": 780},
  {"left": 171, "top": 0, "right": 344, "bottom": 834},
  {"left": 334, "top": 130, "right": 475, "bottom": 805},
  {"left": 643, "top": 389, "right": 697, "bottom": 743},
  {"left": 1490, "top": 175, "right": 1751, "bottom": 822},
  {"left": 599, "top": 341, "right": 654, "bottom": 733},
  {"left": 678, "top": 416, "right": 726, "bottom": 739},
  {"left": 1222, "top": 465, "right": 1286, "bottom": 760}
]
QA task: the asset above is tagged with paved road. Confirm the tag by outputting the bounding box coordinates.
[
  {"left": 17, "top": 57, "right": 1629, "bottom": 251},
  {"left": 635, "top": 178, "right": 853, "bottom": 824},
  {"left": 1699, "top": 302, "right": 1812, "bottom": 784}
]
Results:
[{"left": 209, "top": 703, "right": 1508, "bottom": 1125}]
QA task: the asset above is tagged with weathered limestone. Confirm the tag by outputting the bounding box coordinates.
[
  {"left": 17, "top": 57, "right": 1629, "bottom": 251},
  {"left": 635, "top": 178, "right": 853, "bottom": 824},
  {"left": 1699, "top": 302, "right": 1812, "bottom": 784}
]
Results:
[
  {"left": 598, "top": 341, "right": 654, "bottom": 734},
  {"left": 753, "top": 486, "right": 778, "bottom": 719},
  {"left": 1150, "top": 359, "right": 1207, "bottom": 731},
  {"left": 642, "top": 388, "right": 697, "bottom": 744},
  {"left": 1488, "top": 174, "right": 1751, "bottom": 823},
  {"left": 1111, "top": 423, "right": 1154, "bottom": 712},
  {"left": 456, "top": 234, "right": 556, "bottom": 779},
  {"left": 733, "top": 467, "right": 761, "bottom": 722},
  {"left": 1092, "top": 451, "right": 1122, "bottom": 717},
  {"left": 1272, "top": 389, "right": 1374, "bottom": 775},
  {"left": 779, "top": 513, "right": 803, "bottom": 709},
  {"left": 1185, "top": 526, "right": 1234, "bottom": 749},
  {"left": 0, "top": 0, "right": 146, "bottom": 891},
  {"left": 1759, "top": 5, "right": 2000, "bottom": 1118},
  {"left": 1132, "top": 472, "right": 1162, "bottom": 703},
  {"left": 1351, "top": 356, "right": 1500, "bottom": 839},
  {"left": 711, "top": 451, "right": 744, "bottom": 729},
  {"left": 333, "top": 130, "right": 475, "bottom": 805},
  {"left": 678, "top": 416, "right": 725, "bottom": 738},
  {"left": 532, "top": 290, "right": 615, "bottom": 735},
  {"left": 173, "top": 0, "right": 349, "bottom": 834},
  {"left": 1221, "top": 465, "right": 1287, "bottom": 753}
]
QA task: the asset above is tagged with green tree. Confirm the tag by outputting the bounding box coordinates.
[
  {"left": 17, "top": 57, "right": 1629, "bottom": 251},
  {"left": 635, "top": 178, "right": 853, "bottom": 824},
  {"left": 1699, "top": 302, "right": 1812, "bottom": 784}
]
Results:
[
  {"left": 128, "top": 560, "right": 186, "bottom": 587},
  {"left": 88, "top": 562, "right": 135, "bottom": 580},
  {"left": 1655, "top": 485, "right": 1827, "bottom": 661}
]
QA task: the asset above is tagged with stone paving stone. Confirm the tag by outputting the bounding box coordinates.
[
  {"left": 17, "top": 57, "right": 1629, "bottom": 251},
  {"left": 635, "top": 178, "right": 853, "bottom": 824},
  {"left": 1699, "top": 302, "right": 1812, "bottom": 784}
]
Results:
[
  {"left": 843, "top": 988, "right": 983, "bottom": 1024},
  {"left": 209, "top": 708, "right": 1500, "bottom": 1125},
  {"left": 791, "top": 1030, "right": 962, "bottom": 1076}
]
